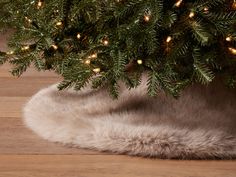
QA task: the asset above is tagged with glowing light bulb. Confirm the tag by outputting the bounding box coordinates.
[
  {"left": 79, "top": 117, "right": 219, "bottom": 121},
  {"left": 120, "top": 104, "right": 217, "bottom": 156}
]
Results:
[
  {"left": 77, "top": 33, "right": 81, "bottom": 39},
  {"left": 91, "top": 53, "right": 97, "bottom": 59},
  {"left": 7, "top": 51, "right": 14, "bottom": 55},
  {"left": 85, "top": 59, "right": 91, "bottom": 65},
  {"left": 226, "top": 36, "right": 232, "bottom": 42},
  {"left": 175, "top": 0, "right": 183, "bottom": 7},
  {"left": 166, "top": 36, "right": 172, "bottom": 43},
  {"left": 203, "top": 7, "right": 209, "bottom": 12},
  {"left": 232, "top": 1, "right": 236, "bottom": 9},
  {"left": 137, "top": 60, "right": 143, "bottom": 65},
  {"left": 56, "top": 21, "right": 63, "bottom": 26},
  {"left": 229, "top": 47, "right": 236, "bottom": 55},
  {"left": 37, "top": 1, "right": 43, "bottom": 8},
  {"left": 144, "top": 15, "right": 150, "bottom": 22},
  {"left": 93, "top": 68, "right": 101, "bottom": 73},
  {"left": 189, "top": 12, "right": 195, "bottom": 18},
  {"left": 25, "top": 17, "right": 32, "bottom": 23},
  {"left": 22, "top": 46, "right": 30, "bottom": 51},
  {"left": 103, "top": 40, "right": 109, "bottom": 46},
  {"left": 52, "top": 44, "right": 58, "bottom": 50}
]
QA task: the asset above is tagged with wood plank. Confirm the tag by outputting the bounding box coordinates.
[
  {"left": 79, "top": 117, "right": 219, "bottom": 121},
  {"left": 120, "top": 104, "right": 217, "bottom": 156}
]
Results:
[
  {"left": 0, "top": 64, "right": 58, "bottom": 78},
  {"left": 0, "top": 117, "right": 99, "bottom": 155},
  {"left": 0, "top": 155, "right": 235, "bottom": 177},
  {"left": 0, "top": 64, "right": 98, "bottom": 155},
  {"left": 0, "top": 77, "right": 60, "bottom": 97},
  {"left": 0, "top": 97, "right": 27, "bottom": 118}
]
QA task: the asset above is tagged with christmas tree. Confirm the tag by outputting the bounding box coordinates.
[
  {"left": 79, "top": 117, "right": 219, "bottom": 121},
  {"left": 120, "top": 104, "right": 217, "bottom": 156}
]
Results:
[{"left": 0, "top": 0, "right": 236, "bottom": 98}]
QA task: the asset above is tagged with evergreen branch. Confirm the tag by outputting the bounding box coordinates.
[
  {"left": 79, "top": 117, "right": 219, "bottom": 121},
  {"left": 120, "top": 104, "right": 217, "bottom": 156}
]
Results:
[
  {"left": 112, "top": 50, "right": 127, "bottom": 78},
  {"left": 0, "top": 0, "right": 234, "bottom": 98},
  {"left": 108, "top": 79, "right": 120, "bottom": 99},
  {"left": 0, "top": 51, "right": 7, "bottom": 65},
  {"left": 147, "top": 71, "right": 159, "bottom": 97},
  {"left": 121, "top": 71, "right": 142, "bottom": 89},
  {"left": 193, "top": 48, "right": 214, "bottom": 84},
  {"left": 190, "top": 20, "right": 213, "bottom": 46}
]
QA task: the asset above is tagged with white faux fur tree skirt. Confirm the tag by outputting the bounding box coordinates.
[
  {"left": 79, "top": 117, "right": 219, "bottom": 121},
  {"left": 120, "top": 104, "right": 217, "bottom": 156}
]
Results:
[{"left": 23, "top": 79, "right": 236, "bottom": 159}]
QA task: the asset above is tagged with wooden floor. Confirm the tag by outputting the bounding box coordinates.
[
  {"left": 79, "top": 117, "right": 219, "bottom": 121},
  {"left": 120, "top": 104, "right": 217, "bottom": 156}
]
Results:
[{"left": 0, "top": 34, "right": 236, "bottom": 177}]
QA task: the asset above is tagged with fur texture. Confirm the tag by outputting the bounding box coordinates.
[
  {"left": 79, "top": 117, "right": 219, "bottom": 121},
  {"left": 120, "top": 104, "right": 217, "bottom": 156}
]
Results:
[{"left": 23, "top": 78, "right": 236, "bottom": 159}]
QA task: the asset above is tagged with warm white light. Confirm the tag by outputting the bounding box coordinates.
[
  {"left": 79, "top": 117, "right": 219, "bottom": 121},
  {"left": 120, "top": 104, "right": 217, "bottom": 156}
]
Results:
[
  {"left": 226, "top": 37, "right": 232, "bottom": 42},
  {"left": 52, "top": 44, "right": 58, "bottom": 50},
  {"left": 77, "top": 33, "right": 81, "bottom": 39},
  {"left": 22, "top": 46, "right": 30, "bottom": 51},
  {"left": 175, "top": 0, "right": 183, "bottom": 7},
  {"left": 203, "top": 7, "right": 209, "bottom": 12},
  {"left": 144, "top": 15, "right": 150, "bottom": 22},
  {"left": 103, "top": 40, "right": 109, "bottom": 46},
  {"left": 91, "top": 53, "right": 97, "bottom": 59},
  {"left": 189, "top": 12, "right": 195, "bottom": 18},
  {"left": 166, "top": 36, "right": 172, "bottom": 43},
  {"left": 233, "top": 1, "right": 236, "bottom": 9},
  {"left": 7, "top": 51, "right": 14, "bottom": 55},
  {"left": 25, "top": 17, "right": 32, "bottom": 23},
  {"left": 229, "top": 47, "right": 236, "bottom": 55},
  {"left": 93, "top": 68, "right": 101, "bottom": 73},
  {"left": 56, "top": 21, "right": 63, "bottom": 26},
  {"left": 37, "top": 1, "right": 43, "bottom": 8},
  {"left": 85, "top": 60, "right": 91, "bottom": 65},
  {"left": 137, "top": 60, "right": 143, "bottom": 65}
]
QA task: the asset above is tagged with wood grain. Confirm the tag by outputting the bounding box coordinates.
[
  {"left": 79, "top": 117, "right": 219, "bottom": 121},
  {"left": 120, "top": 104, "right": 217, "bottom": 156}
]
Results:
[
  {"left": 0, "top": 155, "right": 235, "bottom": 177},
  {"left": 0, "top": 117, "right": 99, "bottom": 155},
  {"left": 0, "top": 97, "right": 27, "bottom": 118},
  {"left": 0, "top": 77, "right": 60, "bottom": 97},
  {"left": 0, "top": 34, "right": 236, "bottom": 176},
  {"left": 0, "top": 64, "right": 58, "bottom": 78}
]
